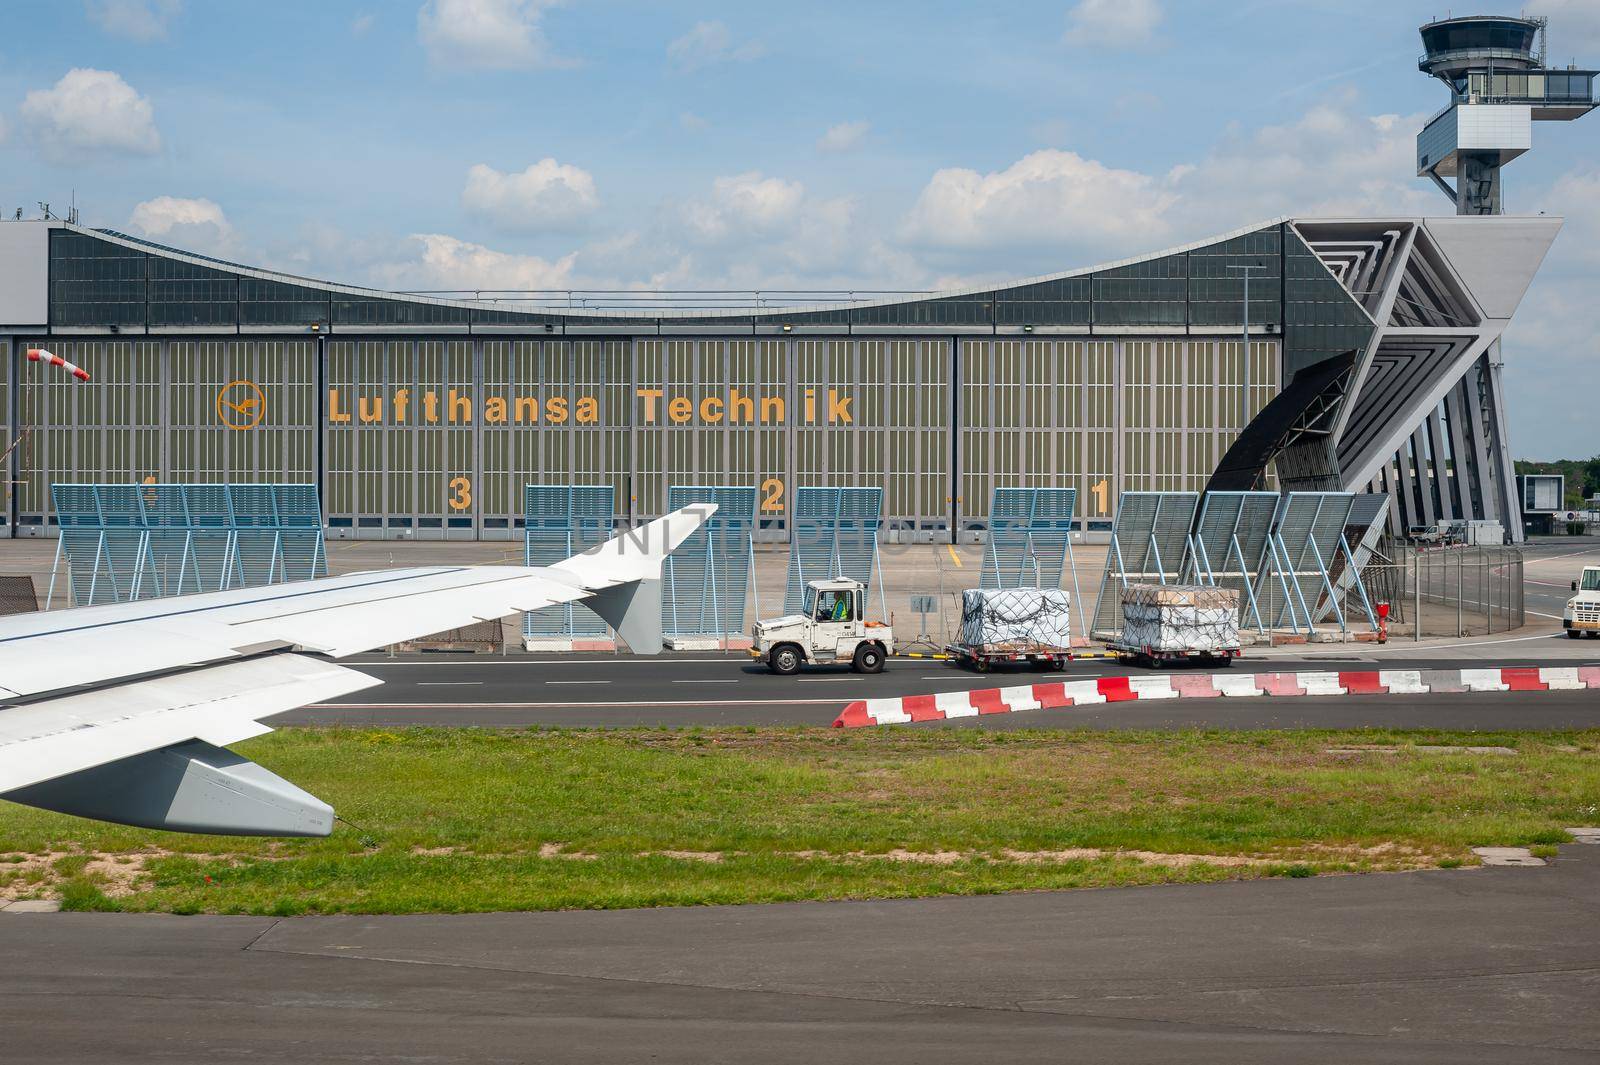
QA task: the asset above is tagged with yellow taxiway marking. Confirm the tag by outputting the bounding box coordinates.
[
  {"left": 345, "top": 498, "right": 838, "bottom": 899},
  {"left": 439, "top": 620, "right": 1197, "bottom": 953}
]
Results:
[{"left": 946, "top": 544, "right": 962, "bottom": 568}]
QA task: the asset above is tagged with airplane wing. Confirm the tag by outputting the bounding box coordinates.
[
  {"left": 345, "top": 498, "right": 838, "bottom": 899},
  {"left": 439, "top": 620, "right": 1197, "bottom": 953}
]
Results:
[{"left": 0, "top": 504, "right": 713, "bottom": 837}]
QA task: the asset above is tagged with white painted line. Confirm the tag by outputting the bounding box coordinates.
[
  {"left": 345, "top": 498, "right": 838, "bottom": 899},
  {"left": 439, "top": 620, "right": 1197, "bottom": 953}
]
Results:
[
  {"left": 310, "top": 698, "right": 848, "bottom": 709},
  {"left": 348, "top": 658, "right": 742, "bottom": 666},
  {"left": 672, "top": 679, "right": 739, "bottom": 684},
  {"left": 796, "top": 677, "right": 866, "bottom": 683},
  {"left": 544, "top": 680, "right": 611, "bottom": 686},
  {"left": 416, "top": 682, "right": 483, "bottom": 686},
  {"left": 1286, "top": 631, "right": 1565, "bottom": 657}
]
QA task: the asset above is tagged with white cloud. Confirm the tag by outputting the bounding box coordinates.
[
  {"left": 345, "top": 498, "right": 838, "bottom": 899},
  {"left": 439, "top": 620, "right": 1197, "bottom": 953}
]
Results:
[
  {"left": 1499, "top": 167, "right": 1600, "bottom": 458},
  {"left": 417, "top": 0, "right": 564, "bottom": 71},
  {"left": 667, "top": 21, "right": 764, "bottom": 71},
  {"left": 1063, "top": 0, "right": 1162, "bottom": 48},
  {"left": 128, "top": 196, "right": 240, "bottom": 258},
  {"left": 679, "top": 111, "right": 709, "bottom": 132},
  {"left": 86, "top": 0, "right": 180, "bottom": 43},
  {"left": 351, "top": 13, "right": 375, "bottom": 36},
  {"left": 20, "top": 69, "right": 161, "bottom": 163},
  {"left": 375, "top": 233, "right": 577, "bottom": 290},
  {"left": 817, "top": 120, "right": 869, "bottom": 154},
  {"left": 1170, "top": 96, "right": 1435, "bottom": 225},
  {"left": 462, "top": 159, "right": 599, "bottom": 230},
  {"left": 901, "top": 149, "right": 1183, "bottom": 251},
  {"left": 683, "top": 172, "right": 806, "bottom": 242}
]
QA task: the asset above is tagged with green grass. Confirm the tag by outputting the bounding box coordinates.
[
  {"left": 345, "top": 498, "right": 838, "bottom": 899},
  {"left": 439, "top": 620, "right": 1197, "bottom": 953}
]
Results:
[{"left": 1, "top": 727, "right": 1596, "bottom": 915}]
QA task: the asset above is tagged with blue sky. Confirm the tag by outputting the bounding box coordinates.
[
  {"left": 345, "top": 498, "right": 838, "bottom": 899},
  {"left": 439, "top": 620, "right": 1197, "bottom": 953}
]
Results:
[{"left": 1, "top": 0, "right": 1597, "bottom": 457}]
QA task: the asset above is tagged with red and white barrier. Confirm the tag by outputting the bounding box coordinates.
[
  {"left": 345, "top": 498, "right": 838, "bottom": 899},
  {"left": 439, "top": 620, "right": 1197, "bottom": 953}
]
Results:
[
  {"left": 26, "top": 348, "right": 91, "bottom": 382},
  {"left": 831, "top": 666, "right": 1600, "bottom": 728}
]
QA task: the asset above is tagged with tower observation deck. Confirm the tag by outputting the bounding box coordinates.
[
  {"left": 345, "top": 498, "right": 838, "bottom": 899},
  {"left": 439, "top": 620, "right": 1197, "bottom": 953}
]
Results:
[{"left": 1416, "top": 14, "right": 1596, "bottom": 214}]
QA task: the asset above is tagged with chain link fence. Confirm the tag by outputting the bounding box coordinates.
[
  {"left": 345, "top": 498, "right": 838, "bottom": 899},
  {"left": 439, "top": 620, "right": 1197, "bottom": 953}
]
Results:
[{"left": 1356, "top": 538, "right": 1524, "bottom": 639}]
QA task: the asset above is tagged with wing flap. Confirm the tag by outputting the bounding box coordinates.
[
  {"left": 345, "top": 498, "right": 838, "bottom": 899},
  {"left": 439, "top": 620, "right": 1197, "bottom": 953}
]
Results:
[
  {"left": 224, "top": 570, "right": 590, "bottom": 658},
  {"left": 0, "top": 655, "right": 379, "bottom": 794}
]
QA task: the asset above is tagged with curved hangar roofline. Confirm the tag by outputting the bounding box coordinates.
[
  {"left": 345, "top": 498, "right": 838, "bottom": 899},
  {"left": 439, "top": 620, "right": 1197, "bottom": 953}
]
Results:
[{"left": 68, "top": 217, "right": 1300, "bottom": 326}]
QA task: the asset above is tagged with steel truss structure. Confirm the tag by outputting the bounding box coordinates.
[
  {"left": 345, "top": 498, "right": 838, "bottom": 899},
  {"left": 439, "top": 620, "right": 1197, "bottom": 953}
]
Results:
[
  {"left": 46, "top": 482, "right": 326, "bottom": 608},
  {"left": 1293, "top": 218, "right": 1559, "bottom": 542}
]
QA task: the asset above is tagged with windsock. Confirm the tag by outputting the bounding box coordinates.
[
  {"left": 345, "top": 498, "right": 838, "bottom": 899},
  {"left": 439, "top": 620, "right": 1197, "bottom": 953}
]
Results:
[{"left": 26, "top": 349, "right": 91, "bottom": 382}]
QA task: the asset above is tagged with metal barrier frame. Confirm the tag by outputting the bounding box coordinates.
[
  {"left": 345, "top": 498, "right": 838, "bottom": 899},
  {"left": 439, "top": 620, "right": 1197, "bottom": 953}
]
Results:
[
  {"left": 1182, "top": 490, "right": 1280, "bottom": 633},
  {"left": 1259, "top": 491, "right": 1377, "bottom": 635},
  {"left": 664, "top": 485, "right": 759, "bottom": 639},
  {"left": 523, "top": 484, "right": 614, "bottom": 638},
  {"left": 784, "top": 486, "right": 887, "bottom": 618},
  {"left": 1091, "top": 491, "right": 1200, "bottom": 638},
  {"left": 981, "top": 486, "right": 1086, "bottom": 641},
  {"left": 46, "top": 483, "right": 326, "bottom": 608}
]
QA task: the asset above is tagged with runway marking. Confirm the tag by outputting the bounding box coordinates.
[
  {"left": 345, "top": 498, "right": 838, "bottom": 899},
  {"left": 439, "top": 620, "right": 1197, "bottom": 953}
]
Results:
[
  {"left": 1286, "top": 631, "right": 1567, "bottom": 656},
  {"left": 545, "top": 680, "right": 611, "bottom": 686},
  {"left": 417, "top": 682, "right": 483, "bottom": 686},
  {"left": 946, "top": 544, "right": 962, "bottom": 568},
  {"left": 309, "top": 698, "right": 845, "bottom": 709},
  {"left": 348, "top": 658, "right": 739, "bottom": 667}
]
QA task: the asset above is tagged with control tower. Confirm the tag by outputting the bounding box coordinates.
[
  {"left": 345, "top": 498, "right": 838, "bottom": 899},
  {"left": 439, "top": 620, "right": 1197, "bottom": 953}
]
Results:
[{"left": 1417, "top": 15, "right": 1597, "bottom": 214}]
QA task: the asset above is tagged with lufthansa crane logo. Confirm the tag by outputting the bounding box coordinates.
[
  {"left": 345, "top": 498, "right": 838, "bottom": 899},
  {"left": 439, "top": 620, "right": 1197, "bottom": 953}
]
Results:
[{"left": 216, "top": 380, "right": 266, "bottom": 430}]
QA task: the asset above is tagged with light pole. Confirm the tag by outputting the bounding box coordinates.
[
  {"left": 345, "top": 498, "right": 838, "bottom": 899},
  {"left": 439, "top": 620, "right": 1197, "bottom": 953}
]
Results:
[{"left": 1225, "top": 263, "right": 1268, "bottom": 430}]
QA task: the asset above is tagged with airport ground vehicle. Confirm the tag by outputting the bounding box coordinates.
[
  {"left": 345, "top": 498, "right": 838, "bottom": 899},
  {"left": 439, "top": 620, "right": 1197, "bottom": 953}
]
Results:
[
  {"left": 751, "top": 579, "right": 893, "bottom": 674},
  {"left": 1564, "top": 566, "right": 1600, "bottom": 639}
]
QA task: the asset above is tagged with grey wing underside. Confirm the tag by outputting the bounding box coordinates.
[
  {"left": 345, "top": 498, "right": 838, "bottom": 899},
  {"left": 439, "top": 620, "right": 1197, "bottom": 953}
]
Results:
[{"left": 0, "top": 504, "right": 712, "bottom": 835}]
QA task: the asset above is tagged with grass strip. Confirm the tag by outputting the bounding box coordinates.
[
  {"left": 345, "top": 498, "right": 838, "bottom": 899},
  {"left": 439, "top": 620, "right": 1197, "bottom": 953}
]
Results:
[{"left": 0, "top": 727, "right": 1594, "bottom": 915}]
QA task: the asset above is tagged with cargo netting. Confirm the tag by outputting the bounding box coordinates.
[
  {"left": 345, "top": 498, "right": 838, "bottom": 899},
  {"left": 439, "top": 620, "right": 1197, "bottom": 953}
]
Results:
[
  {"left": 958, "top": 587, "right": 1072, "bottom": 651},
  {"left": 1117, "top": 583, "right": 1240, "bottom": 653}
]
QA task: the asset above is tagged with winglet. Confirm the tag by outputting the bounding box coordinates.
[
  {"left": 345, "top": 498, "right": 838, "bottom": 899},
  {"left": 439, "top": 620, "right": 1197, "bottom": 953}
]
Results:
[
  {"left": 551, "top": 503, "right": 717, "bottom": 588},
  {"left": 551, "top": 504, "right": 717, "bottom": 654}
]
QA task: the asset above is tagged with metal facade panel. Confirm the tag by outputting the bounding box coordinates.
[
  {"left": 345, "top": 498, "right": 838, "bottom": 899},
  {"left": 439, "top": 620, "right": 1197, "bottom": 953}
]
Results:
[
  {"left": 0, "top": 222, "right": 49, "bottom": 326},
  {"left": 663, "top": 485, "right": 758, "bottom": 637}
]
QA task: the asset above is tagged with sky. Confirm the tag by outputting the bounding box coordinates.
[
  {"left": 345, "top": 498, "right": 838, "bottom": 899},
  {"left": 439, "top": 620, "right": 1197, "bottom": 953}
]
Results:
[{"left": 0, "top": 0, "right": 1596, "bottom": 458}]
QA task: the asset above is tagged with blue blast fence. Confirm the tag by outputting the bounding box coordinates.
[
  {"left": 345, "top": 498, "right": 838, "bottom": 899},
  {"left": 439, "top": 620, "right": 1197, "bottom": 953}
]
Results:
[
  {"left": 783, "top": 487, "right": 886, "bottom": 617},
  {"left": 47, "top": 483, "right": 326, "bottom": 608},
  {"left": 663, "top": 486, "right": 758, "bottom": 640},
  {"left": 522, "top": 484, "right": 614, "bottom": 639}
]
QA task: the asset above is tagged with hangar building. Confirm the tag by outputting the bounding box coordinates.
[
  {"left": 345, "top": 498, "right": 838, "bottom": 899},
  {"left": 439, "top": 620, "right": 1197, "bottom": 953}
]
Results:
[{"left": 0, "top": 215, "right": 1560, "bottom": 542}]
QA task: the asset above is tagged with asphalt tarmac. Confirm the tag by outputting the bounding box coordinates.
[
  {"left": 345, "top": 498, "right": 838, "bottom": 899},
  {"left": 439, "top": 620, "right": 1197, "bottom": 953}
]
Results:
[
  {"left": 5, "top": 843, "right": 1596, "bottom": 1063},
  {"left": 284, "top": 646, "right": 1600, "bottom": 729}
]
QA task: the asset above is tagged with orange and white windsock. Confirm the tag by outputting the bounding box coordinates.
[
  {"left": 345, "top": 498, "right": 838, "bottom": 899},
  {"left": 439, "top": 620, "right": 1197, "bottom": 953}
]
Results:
[{"left": 26, "top": 349, "right": 91, "bottom": 382}]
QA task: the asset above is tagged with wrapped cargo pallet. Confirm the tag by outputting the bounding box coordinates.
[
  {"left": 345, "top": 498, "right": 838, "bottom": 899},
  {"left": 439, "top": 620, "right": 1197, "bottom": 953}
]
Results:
[
  {"left": 1119, "top": 584, "right": 1240, "bottom": 653},
  {"left": 958, "top": 587, "right": 1072, "bottom": 651}
]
